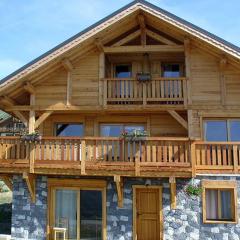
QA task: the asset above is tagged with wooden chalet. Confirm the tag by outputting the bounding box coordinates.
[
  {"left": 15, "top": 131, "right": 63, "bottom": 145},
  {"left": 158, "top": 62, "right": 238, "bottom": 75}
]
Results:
[{"left": 1, "top": 1, "right": 240, "bottom": 239}]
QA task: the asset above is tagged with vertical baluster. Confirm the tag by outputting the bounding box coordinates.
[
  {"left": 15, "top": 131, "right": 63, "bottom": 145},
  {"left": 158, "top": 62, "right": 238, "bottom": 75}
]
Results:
[
  {"left": 222, "top": 145, "right": 227, "bottom": 165},
  {"left": 173, "top": 143, "right": 179, "bottom": 163},
  {"left": 108, "top": 140, "right": 112, "bottom": 161},
  {"left": 156, "top": 80, "right": 160, "bottom": 98},
  {"left": 130, "top": 80, "right": 133, "bottom": 99},
  {"left": 212, "top": 145, "right": 217, "bottom": 166},
  {"left": 161, "top": 80, "right": 165, "bottom": 99},
  {"left": 121, "top": 79, "right": 124, "bottom": 99},
  {"left": 152, "top": 141, "right": 156, "bottom": 162},
  {"left": 113, "top": 140, "right": 118, "bottom": 161},
  {"left": 217, "top": 145, "right": 222, "bottom": 166},
  {"left": 141, "top": 141, "right": 146, "bottom": 162},
  {"left": 157, "top": 141, "right": 162, "bottom": 162},
  {"left": 146, "top": 141, "right": 151, "bottom": 163}
]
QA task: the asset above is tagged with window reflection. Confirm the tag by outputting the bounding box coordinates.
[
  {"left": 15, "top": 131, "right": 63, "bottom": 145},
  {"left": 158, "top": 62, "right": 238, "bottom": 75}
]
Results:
[
  {"left": 204, "top": 120, "right": 240, "bottom": 142},
  {"left": 56, "top": 124, "right": 84, "bottom": 137}
]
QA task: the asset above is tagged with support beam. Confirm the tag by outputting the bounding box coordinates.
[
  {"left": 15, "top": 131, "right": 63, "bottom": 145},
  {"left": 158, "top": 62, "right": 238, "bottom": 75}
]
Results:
[
  {"left": 99, "top": 52, "right": 105, "bottom": 106},
  {"left": 34, "top": 111, "right": 53, "bottom": 130},
  {"left": 184, "top": 38, "right": 192, "bottom": 104},
  {"left": 112, "top": 30, "right": 141, "bottom": 47},
  {"left": 0, "top": 96, "right": 28, "bottom": 127},
  {"left": 137, "top": 14, "right": 146, "bottom": 46},
  {"left": 219, "top": 58, "right": 227, "bottom": 106},
  {"left": 23, "top": 172, "right": 36, "bottom": 202},
  {"left": 168, "top": 110, "right": 188, "bottom": 130},
  {"left": 29, "top": 94, "right": 36, "bottom": 133},
  {"left": 103, "top": 45, "right": 184, "bottom": 53},
  {"left": 95, "top": 39, "right": 104, "bottom": 52},
  {"left": 0, "top": 175, "right": 13, "bottom": 191},
  {"left": 146, "top": 29, "right": 177, "bottom": 45},
  {"left": 61, "top": 59, "right": 73, "bottom": 71},
  {"left": 24, "top": 82, "right": 35, "bottom": 94},
  {"left": 62, "top": 59, "right": 73, "bottom": 106},
  {"left": 114, "top": 175, "right": 123, "bottom": 208},
  {"left": 169, "top": 177, "right": 176, "bottom": 209}
]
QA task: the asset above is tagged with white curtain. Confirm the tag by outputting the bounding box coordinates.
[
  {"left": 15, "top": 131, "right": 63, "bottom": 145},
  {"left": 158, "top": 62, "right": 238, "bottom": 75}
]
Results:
[
  {"left": 55, "top": 189, "right": 78, "bottom": 239},
  {"left": 206, "top": 190, "right": 218, "bottom": 220}
]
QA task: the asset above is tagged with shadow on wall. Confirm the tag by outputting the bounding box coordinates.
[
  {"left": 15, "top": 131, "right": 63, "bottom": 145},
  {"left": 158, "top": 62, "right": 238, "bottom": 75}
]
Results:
[{"left": 0, "top": 203, "right": 12, "bottom": 234}]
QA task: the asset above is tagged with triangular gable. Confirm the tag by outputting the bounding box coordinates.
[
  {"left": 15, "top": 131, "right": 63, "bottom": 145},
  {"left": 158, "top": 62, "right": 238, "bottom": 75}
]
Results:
[{"left": 1, "top": 0, "right": 240, "bottom": 90}]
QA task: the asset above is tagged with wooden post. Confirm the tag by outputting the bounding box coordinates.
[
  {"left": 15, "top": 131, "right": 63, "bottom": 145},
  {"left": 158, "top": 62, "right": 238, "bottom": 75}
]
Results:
[
  {"left": 103, "top": 79, "right": 107, "bottom": 108},
  {"left": 81, "top": 140, "right": 86, "bottom": 175},
  {"left": 233, "top": 145, "right": 238, "bottom": 174},
  {"left": 99, "top": 52, "right": 105, "bottom": 106},
  {"left": 114, "top": 175, "right": 123, "bottom": 208},
  {"left": 29, "top": 93, "right": 36, "bottom": 173},
  {"left": 169, "top": 177, "right": 176, "bottom": 209},
  {"left": 184, "top": 38, "right": 192, "bottom": 105},
  {"left": 219, "top": 58, "right": 227, "bottom": 106},
  {"left": 23, "top": 172, "right": 36, "bottom": 203},
  {"left": 191, "top": 141, "right": 196, "bottom": 177}
]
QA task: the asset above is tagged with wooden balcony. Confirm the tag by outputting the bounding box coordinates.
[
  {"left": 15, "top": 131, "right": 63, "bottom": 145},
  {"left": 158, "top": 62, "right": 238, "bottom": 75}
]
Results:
[
  {"left": 194, "top": 141, "right": 240, "bottom": 174},
  {"left": 0, "top": 136, "right": 191, "bottom": 177},
  {"left": 102, "top": 77, "right": 187, "bottom": 107},
  {"left": 2, "top": 137, "right": 239, "bottom": 176}
]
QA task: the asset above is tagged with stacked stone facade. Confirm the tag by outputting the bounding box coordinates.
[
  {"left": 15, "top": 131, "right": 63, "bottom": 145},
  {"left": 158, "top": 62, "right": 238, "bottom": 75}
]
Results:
[{"left": 11, "top": 175, "right": 240, "bottom": 240}]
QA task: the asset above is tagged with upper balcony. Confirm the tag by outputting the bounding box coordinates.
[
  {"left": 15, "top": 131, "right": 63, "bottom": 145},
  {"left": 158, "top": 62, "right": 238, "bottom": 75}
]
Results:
[{"left": 102, "top": 77, "right": 187, "bottom": 108}]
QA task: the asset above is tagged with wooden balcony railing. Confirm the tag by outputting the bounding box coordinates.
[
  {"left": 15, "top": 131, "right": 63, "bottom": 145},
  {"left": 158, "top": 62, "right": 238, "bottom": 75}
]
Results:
[
  {"left": 3, "top": 137, "right": 240, "bottom": 175},
  {"left": 194, "top": 142, "right": 240, "bottom": 173},
  {"left": 0, "top": 136, "right": 191, "bottom": 176},
  {"left": 103, "top": 77, "right": 187, "bottom": 106}
]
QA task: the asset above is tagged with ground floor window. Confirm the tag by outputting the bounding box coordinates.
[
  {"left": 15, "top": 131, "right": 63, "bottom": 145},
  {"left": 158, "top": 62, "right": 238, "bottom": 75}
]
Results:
[
  {"left": 202, "top": 180, "right": 238, "bottom": 223},
  {"left": 49, "top": 179, "right": 106, "bottom": 240}
]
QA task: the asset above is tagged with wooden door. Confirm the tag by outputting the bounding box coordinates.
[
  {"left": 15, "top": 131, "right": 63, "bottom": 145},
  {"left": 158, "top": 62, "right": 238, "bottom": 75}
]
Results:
[{"left": 136, "top": 188, "right": 161, "bottom": 240}]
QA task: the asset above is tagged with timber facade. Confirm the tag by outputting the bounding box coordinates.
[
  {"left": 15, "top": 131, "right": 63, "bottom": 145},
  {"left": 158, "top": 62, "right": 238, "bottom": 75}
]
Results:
[{"left": 1, "top": 1, "right": 240, "bottom": 239}]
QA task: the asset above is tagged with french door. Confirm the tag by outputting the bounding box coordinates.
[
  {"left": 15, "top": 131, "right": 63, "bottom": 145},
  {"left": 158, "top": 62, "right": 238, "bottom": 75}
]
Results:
[{"left": 53, "top": 188, "right": 103, "bottom": 240}]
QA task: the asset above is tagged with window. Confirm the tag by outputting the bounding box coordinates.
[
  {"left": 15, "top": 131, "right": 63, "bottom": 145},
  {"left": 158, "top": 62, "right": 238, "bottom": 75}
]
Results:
[
  {"left": 49, "top": 179, "right": 106, "bottom": 240},
  {"left": 204, "top": 119, "right": 240, "bottom": 141},
  {"left": 100, "top": 124, "right": 145, "bottom": 137},
  {"left": 115, "top": 64, "right": 132, "bottom": 78},
  {"left": 162, "top": 63, "right": 181, "bottom": 78},
  {"left": 55, "top": 123, "right": 84, "bottom": 137},
  {"left": 202, "top": 180, "right": 237, "bottom": 223}
]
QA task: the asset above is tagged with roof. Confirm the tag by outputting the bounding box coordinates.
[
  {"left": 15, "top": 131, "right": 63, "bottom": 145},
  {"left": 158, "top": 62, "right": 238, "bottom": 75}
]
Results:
[{"left": 1, "top": 0, "right": 240, "bottom": 86}]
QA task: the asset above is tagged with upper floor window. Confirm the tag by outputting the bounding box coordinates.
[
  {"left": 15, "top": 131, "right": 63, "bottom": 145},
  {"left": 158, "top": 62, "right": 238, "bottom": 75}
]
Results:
[
  {"left": 100, "top": 123, "right": 145, "bottom": 137},
  {"left": 115, "top": 64, "right": 132, "bottom": 78},
  {"left": 162, "top": 63, "right": 181, "bottom": 78},
  {"left": 204, "top": 119, "right": 240, "bottom": 141},
  {"left": 55, "top": 123, "right": 84, "bottom": 137}
]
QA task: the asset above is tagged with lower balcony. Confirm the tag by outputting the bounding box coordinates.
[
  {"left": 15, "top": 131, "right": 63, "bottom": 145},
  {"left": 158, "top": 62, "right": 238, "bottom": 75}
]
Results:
[
  {"left": 0, "top": 136, "right": 191, "bottom": 177},
  {"left": 1, "top": 137, "right": 240, "bottom": 176}
]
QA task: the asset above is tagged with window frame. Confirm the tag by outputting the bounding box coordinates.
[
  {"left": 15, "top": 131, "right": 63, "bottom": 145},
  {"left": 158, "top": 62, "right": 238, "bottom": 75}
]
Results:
[
  {"left": 161, "top": 62, "right": 184, "bottom": 78},
  {"left": 99, "top": 123, "right": 146, "bottom": 136},
  {"left": 113, "top": 63, "right": 132, "bottom": 78},
  {"left": 202, "top": 180, "right": 238, "bottom": 224},
  {"left": 54, "top": 122, "right": 85, "bottom": 137},
  {"left": 48, "top": 178, "right": 107, "bottom": 240},
  {"left": 203, "top": 118, "right": 240, "bottom": 141}
]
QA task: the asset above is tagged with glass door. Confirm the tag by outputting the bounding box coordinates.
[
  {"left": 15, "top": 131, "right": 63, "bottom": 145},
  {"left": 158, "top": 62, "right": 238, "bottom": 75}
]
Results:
[{"left": 54, "top": 189, "right": 103, "bottom": 240}]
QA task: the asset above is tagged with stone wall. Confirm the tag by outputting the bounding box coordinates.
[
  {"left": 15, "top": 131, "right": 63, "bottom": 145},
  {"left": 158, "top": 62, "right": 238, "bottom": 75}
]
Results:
[
  {"left": 11, "top": 175, "right": 47, "bottom": 240},
  {"left": 10, "top": 175, "right": 240, "bottom": 240}
]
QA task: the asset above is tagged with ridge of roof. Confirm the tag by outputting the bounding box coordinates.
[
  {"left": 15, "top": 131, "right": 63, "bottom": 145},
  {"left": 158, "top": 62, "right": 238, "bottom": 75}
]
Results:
[{"left": 1, "top": 0, "right": 239, "bottom": 84}]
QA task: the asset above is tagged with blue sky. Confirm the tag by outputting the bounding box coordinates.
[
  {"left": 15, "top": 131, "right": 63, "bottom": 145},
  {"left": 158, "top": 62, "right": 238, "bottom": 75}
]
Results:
[{"left": 0, "top": 0, "right": 240, "bottom": 80}]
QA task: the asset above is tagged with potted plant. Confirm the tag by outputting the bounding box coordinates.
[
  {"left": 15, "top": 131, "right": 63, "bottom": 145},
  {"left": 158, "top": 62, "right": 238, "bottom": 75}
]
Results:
[
  {"left": 136, "top": 72, "right": 152, "bottom": 82},
  {"left": 20, "top": 131, "right": 42, "bottom": 142},
  {"left": 121, "top": 129, "right": 148, "bottom": 142},
  {"left": 185, "top": 179, "right": 202, "bottom": 198}
]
